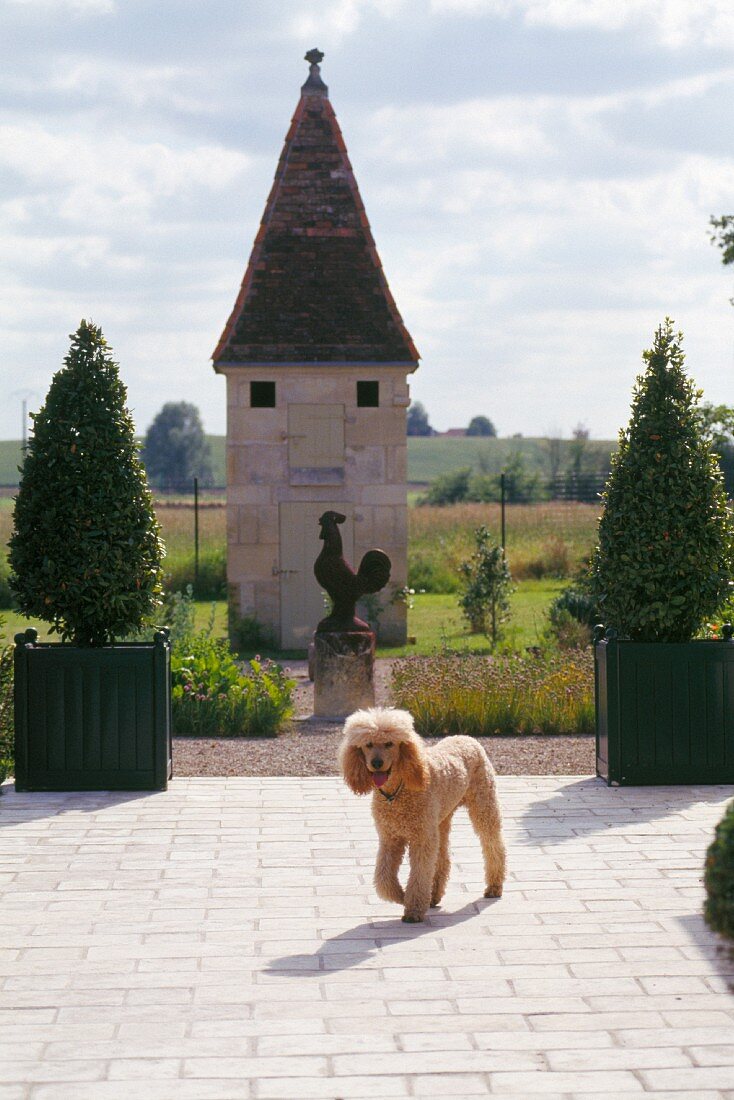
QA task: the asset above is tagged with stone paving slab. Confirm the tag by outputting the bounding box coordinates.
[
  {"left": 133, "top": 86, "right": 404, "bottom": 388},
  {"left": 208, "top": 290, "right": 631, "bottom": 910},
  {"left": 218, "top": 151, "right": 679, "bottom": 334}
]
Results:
[{"left": 0, "top": 775, "right": 733, "bottom": 1099}]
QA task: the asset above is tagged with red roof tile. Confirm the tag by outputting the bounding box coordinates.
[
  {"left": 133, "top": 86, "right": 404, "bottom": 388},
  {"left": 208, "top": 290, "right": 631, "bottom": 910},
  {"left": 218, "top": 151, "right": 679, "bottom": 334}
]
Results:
[{"left": 212, "top": 57, "right": 419, "bottom": 367}]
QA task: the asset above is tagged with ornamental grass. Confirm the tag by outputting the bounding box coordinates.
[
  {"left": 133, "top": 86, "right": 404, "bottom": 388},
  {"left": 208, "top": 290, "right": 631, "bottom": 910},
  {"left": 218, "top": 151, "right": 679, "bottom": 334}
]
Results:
[{"left": 391, "top": 650, "right": 594, "bottom": 736}]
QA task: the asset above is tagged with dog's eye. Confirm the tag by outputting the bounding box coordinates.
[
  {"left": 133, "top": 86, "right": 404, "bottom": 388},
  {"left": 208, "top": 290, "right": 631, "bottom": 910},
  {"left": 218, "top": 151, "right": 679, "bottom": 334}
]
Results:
[
  {"left": 385, "top": 742, "right": 393, "bottom": 748},
  {"left": 365, "top": 742, "right": 373, "bottom": 749}
]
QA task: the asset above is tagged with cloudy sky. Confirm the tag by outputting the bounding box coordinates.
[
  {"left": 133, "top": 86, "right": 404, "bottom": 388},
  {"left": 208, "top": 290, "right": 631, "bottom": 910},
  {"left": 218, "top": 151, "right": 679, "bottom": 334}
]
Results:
[{"left": 2, "top": 0, "right": 734, "bottom": 444}]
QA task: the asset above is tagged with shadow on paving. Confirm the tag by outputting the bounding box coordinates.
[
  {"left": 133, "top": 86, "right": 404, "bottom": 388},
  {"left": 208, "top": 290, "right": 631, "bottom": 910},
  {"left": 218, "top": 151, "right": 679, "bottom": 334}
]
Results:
[
  {"left": 677, "top": 913, "right": 734, "bottom": 987},
  {"left": 264, "top": 897, "right": 502, "bottom": 975},
  {"left": 0, "top": 782, "right": 161, "bottom": 828},
  {"left": 518, "top": 776, "right": 734, "bottom": 846}
]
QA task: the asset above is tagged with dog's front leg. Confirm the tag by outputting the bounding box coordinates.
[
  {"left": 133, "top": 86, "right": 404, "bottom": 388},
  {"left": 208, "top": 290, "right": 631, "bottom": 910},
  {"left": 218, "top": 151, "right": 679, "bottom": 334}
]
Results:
[
  {"left": 402, "top": 835, "right": 439, "bottom": 923},
  {"left": 374, "top": 838, "right": 406, "bottom": 905}
]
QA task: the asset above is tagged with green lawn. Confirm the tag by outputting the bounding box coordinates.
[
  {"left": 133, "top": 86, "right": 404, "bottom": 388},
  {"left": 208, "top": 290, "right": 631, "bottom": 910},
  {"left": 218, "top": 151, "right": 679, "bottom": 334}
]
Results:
[
  {"left": 1, "top": 600, "right": 229, "bottom": 647},
  {"left": 2, "top": 580, "right": 565, "bottom": 656},
  {"left": 378, "top": 580, "right": 566, "bottom": 657}
]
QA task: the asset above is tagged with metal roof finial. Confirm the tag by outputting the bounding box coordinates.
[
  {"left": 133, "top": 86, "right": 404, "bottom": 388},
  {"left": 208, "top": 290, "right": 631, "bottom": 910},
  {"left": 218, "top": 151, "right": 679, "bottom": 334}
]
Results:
[{"left": 302, "top": 48, "right": 328, "bottom": 96}]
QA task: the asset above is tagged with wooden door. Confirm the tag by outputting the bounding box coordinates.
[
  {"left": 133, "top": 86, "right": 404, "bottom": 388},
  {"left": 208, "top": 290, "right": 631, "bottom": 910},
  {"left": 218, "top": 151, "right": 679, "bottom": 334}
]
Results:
[{"left": 279, "top": 503, "right": 354, "bottom": 649}]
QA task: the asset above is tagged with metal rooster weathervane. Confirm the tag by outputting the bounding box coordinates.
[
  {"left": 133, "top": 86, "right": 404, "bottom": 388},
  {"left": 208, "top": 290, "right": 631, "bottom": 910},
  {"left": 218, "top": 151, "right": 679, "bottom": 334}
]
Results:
[{"left": 314, "top": 511, "right": 391, "bottom": 634}]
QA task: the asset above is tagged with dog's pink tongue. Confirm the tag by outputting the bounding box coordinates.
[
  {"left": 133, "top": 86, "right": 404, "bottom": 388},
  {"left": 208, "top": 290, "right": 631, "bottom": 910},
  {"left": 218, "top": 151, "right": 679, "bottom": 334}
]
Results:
[{"left": 372, "top": 772, "right": 389, "bottom": 788}]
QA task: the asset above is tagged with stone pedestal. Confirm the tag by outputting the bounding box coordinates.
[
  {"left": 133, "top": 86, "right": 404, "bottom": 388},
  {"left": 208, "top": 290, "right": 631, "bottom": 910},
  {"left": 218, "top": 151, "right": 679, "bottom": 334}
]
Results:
[{"left": 313, "top": 631, "right": 376, "bottom": 720}]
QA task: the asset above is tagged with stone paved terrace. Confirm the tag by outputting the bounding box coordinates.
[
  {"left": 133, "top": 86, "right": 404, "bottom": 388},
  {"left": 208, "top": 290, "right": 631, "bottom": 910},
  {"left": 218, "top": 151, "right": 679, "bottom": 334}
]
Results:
[{"left": 1, "top": 775, "right": 733, "bottom": 1099}]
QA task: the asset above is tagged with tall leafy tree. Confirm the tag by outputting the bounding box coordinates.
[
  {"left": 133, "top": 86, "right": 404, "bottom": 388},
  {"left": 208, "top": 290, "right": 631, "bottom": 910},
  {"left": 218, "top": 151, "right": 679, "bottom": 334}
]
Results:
[
  {"left": 142, "top": 402, "right": 214, "bottom": 488},
  {"left": 710, "top": 215, "right": 734, "bottom": 303},
  {"left": 9, "top": 320, "right": 164, "bottom": 645},
  {"left": 466, "top": 415, "right": 496, "bottom": 437},
  {"left": 406, "top": 401, "right": 434, "bottom": 437},
  {"left": 592, "top": 319, "right": 733, "bottom": 642}
]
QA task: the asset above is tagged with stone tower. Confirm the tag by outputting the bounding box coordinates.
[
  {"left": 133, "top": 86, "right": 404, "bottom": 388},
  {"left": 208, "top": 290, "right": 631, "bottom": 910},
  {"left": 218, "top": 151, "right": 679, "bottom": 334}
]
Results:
[{"left": 213, "top": 50, "right": 419, "bottom": 649}]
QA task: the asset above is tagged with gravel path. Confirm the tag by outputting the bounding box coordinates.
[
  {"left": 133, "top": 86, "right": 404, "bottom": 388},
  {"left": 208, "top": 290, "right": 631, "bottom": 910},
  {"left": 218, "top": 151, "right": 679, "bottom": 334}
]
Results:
[{"left": 173, "top": 658, "right": 596, "bottom": 777}]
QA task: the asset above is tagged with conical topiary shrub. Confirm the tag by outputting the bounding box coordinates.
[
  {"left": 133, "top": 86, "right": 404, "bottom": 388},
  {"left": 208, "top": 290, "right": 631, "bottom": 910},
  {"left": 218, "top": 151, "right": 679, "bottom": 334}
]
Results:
[
  {"left": 704, "top": 799, "right": 734, "bottom": 941},
  {"left": 592, "top": 318, "right": 733, "bottom": 642},
  {"left": 9, "top": 320, "right": 164, "bottom": 645}
]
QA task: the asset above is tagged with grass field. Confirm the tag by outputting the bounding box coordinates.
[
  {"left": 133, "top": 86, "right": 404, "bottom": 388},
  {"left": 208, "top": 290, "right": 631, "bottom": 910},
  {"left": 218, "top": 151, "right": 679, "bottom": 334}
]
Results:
[
  {"left": 1, "top": 434, "right": 616, "bottom": 490},
  {"left": 0, "top": 436, "right": 226, "bottom": 489},
  {"left": 405, "top": 436, "right": 616, "bottom": 485}
]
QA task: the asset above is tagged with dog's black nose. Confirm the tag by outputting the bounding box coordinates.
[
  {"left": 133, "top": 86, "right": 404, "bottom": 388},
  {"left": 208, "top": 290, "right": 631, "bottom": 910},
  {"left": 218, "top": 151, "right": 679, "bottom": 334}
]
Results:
[{"left": 371, "top": 757, "right": 383, "bottom": 770}]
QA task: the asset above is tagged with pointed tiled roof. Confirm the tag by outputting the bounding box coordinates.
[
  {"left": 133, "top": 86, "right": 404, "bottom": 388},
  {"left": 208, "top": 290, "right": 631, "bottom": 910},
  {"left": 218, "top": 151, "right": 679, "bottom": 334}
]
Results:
[{"left": 212, "top": 52, "right": 419, "bottom": 367}]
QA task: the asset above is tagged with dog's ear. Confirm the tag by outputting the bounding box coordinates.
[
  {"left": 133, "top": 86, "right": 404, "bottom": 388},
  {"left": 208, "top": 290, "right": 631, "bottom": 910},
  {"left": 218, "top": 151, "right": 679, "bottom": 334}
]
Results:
[
  {"left": 339, "top": 741, "right": 373, "bottom": 795},
  {"left": 398, "top": 734, "right": 430, "bottom": 792}
]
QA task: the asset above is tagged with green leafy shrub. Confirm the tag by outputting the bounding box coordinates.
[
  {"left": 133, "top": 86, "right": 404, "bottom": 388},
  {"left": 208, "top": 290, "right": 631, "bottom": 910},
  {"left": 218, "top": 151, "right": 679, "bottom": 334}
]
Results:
[
  {"left": 228, "top": 611, "right": 276, "bottom": 654},
  {"left": 391, "top": 650, "right": 594, "bottom": 736},
  {"left": 458, "top": 526, "right": 514, "bottom": 643},
  {"left": 172, "top": 640, "right": 294, "bottom": 737},
  {"left": 592, "top": 319, "right": 734, "bottom": 641},
  {"left": 546, "top": 572, "right": 599, "bottom": 649},
  {"left": 408, "top": 553, "right": 460, "bottom": 594},
  {"left": 421, "top": 453, "right": 543, "bottom": 506},
  {"left": 168, "top": 588, "right": 293, "bottom": 735},
  {"left": 422, "top": 467, "right": 473, "bottom": 505},
  {"left": 9, "top": 321, "right": 164, "bottom": 644},
  {"left": 0, "top": 638, "right": 13, "bottom": 783},
  {"left": 0, "top": 562, "right": 13, "bottom": 611},
  {"left": 163, "top": 546, "right": 226, "bottom": 601},
  {"left": 704, "top": 799, "right": 734, "bottom": 941}
]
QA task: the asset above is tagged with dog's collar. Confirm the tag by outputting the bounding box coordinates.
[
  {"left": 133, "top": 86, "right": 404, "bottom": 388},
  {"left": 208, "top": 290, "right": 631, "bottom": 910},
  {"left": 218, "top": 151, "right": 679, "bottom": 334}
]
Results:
[{"left": 376, "top": 779, "right": 404, "bottom": 804}]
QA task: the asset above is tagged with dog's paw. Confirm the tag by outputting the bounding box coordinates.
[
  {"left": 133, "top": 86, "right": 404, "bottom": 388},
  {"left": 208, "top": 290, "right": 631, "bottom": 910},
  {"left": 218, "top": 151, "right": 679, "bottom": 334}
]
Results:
[
  {"left": 484, "top": 884, "right": 503, "bottom": 898},
  {"left": 401, "top": 912, "right": 425, "bottom": 923},
  {"left": 429, "top": 902, "right": 441, "bottom": 909}
]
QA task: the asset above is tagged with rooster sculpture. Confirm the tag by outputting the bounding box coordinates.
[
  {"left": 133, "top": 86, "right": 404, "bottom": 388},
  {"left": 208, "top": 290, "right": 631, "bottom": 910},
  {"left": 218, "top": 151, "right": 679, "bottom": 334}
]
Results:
[{"left": 314, "top": 511, "right": 391, "bottom": 634}]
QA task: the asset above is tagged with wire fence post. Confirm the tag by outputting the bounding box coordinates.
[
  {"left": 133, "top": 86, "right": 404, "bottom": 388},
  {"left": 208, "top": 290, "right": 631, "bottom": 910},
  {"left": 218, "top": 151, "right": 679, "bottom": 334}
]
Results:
[
  {"left": 500, "top": 471, "right": 506, "bottom": 553},
  {"left": 193, "top": 476, "right": 199, "bottom": 590}
]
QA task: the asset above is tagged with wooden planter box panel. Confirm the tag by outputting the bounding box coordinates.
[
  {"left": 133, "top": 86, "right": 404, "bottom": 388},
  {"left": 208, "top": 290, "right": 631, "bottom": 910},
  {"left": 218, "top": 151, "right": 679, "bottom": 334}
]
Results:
[
  {"left": 595, "top": 637, "right": 734, "bottom": 785},
  {"left": 14, "top": 631, "right": 172, "bottom": 792}
]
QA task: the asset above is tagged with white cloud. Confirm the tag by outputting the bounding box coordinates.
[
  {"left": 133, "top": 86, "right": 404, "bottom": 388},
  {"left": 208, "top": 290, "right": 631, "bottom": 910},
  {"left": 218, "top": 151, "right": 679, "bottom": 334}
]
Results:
[
  {"left": 6, "top": 0, "right": 115, "bottom": 13},
  {"left": 431, "top": 0, "right": 734, "bottom": 49},
  {"left": 0, "top": 123, "right": 251, "bottom": 229},
  {"left": 290, "top": 0, "right": 409, "bottom": 40}
]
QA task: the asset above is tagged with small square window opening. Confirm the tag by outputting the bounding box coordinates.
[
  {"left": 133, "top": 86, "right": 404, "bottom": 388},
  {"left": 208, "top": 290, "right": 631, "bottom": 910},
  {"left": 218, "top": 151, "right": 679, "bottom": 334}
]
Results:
[
  {"left": 357, "top": 381, "right": 379, "bottom": 407},
  {"left": 250, "top": 381, "right": 276, "bottom": 408}
]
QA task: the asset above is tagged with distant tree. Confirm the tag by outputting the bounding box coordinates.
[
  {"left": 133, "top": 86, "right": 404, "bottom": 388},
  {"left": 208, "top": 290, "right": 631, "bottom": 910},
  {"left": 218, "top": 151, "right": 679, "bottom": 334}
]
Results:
[
  {"left": 697, "top": 401, "right": 734, "bottom": 496},
  {"left": 710, "top": 215, "right": 734, "bottom": 303},
  {"left": 466, "top": 415, "right": 497, "bottom": 437},
  {"left": 406, "top": 401, "right": 434, "bottom": 437},
  {"left": 142, "top": 402, "right": 214, "bottom": 489}
]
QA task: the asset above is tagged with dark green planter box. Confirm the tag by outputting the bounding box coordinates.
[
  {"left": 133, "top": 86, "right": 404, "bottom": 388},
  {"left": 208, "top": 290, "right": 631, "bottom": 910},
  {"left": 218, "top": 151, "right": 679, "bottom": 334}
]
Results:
[
  {"left": 14, "top": 628, "right": 172, "bottom": 792},
  {"left": 595, "top": 631, "right": 734, "bottom": 785}
]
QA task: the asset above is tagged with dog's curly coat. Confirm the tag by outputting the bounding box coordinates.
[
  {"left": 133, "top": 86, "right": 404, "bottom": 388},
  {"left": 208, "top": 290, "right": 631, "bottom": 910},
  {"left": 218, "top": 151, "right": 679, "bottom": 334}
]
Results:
[{"left": 339, "top": 707, "right": 506, "bottom": 922}]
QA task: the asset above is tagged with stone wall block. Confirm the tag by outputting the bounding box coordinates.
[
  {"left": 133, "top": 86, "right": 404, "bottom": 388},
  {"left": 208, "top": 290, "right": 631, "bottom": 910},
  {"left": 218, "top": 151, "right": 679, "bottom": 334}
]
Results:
[
  {"left": 237, "top": 506, "right": 260, "bottom": 546},
  {"left": 348, "top": 446, "right": 386, "bottom": 484},
  {"left": 257, "top": 505, "right": 279, "bottom": 545},
  {"left": 346, "top": 407, "right": 405, "bottom": 447},
  {"left": 228, "top": 484, "right": 273, "bottom": 505},
  {"left": 359, "top": 484, "right": 407, "bottom": 506},
  {"left": 386, "top": 444, "right": 408, "bottom": 484},
  {"left": 228, "top": 545, "right": 278, "bottom": 580},
  {"left": 229, "top": 407, "right": 286, "bottom": 442},
  {"left": 232, "top": 444, "right": 288, "bottom": 485}
]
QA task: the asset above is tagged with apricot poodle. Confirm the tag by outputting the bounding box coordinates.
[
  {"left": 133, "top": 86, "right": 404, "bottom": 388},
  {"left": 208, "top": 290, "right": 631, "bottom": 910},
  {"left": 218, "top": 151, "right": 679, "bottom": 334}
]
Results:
[{"left": 339, "top": 707, "right": 506, "bottom": 923}]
